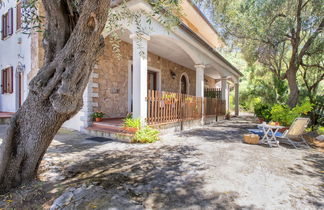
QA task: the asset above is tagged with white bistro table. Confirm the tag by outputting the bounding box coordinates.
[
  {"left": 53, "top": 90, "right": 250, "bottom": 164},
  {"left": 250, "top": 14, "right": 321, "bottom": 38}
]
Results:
[{"left": 257, "top": 123, "right": 284, "bottom": 147}]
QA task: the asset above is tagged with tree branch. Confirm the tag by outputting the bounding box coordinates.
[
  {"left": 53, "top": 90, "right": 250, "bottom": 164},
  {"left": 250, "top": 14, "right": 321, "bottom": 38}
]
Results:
[{"left": 298, "top": 18, "right": 324, "bottom": 62}]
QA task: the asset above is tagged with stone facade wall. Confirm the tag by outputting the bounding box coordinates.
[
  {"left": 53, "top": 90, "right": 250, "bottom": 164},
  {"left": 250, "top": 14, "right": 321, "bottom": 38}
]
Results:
[
  {"left": 28, "top": 2, "right": 45, "bottom": 82},
  {"left": 93, "top": 39, "right": 216, "bottom": 118},
  {"left": 205, "top": 76, "right": 216, "bottom": 88},
  {"left": 92, "top": 40, "right": 131, "bottom": 118}
]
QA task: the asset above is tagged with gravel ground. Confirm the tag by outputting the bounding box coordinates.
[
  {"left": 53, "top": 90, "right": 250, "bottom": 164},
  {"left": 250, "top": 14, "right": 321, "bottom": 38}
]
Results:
[{"left": 0, "top": 115, "right": 323, "bottom": 210}]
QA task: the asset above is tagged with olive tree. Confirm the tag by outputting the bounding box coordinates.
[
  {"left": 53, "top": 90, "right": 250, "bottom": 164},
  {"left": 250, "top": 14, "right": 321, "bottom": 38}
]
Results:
[{"left": 0, "top": 0, "right": 181, "bottom": 194}]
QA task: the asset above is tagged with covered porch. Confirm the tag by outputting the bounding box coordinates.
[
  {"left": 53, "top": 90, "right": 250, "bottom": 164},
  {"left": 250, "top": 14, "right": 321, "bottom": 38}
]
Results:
[
  {"left": 115, "top": 28, "right": 240, "bottom": 126},
  {"left": 76, "top": 2, "right": 242, "bottom": 134}
]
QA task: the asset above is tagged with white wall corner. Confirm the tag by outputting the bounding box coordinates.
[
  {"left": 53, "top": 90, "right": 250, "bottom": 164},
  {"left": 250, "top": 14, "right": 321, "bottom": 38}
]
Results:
[
  {"left": 91, "top": 92, "right": 99, "bottom": 98},
  {"left": 91, "top": 83, "right": 99, "bottom": 88},
  {"left": 91, "top": 72, "right": 99, "bottom": 79}
]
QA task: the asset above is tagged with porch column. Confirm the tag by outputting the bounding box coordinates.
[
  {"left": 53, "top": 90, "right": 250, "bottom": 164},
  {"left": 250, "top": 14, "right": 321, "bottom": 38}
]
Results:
[
  {"left": 195, "top": 64, "right": 205, "bottom": 122},
  {"left": 221, "top": 77, "right": 229, "bottom": 112},
  {"left": 130, "top": 33, "right": 150, "bottom": 124},
  {"left": 235, "top": 82, "right": 239, "bottom": 116},
  {"left": 195, "top": 64, "right": 205, "bottom": 97}
]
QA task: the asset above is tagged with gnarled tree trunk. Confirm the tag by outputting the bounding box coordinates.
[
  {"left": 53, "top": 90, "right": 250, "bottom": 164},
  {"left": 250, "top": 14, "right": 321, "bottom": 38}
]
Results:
[
  {"left": 0, "top": 0, "right": 110, "bottom": 194},
  {"left": 286, "top": 68, "right": 299, "bottom": 108}
]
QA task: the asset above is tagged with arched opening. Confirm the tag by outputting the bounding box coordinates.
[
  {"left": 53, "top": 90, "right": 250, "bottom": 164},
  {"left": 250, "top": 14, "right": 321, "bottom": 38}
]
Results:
[{"left": 180, "top": 73, "right": 189, "bottom": 94}]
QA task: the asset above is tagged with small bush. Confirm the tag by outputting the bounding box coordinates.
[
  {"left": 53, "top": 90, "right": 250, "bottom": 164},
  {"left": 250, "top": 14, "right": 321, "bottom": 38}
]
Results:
[
  {"left": 253, "top": 103, "right": 272, "bottom": 122},
  {"left": 270, "top": 101, "right": 313, "bottom": 126},
  {"left": 125, "top": 112, "right": 133, "bottom": 119},
  {"left": 90, "top": 112, "right": 105, "bottom": 118},
  {"left": 123, "top": 118, "right": 141, "bottom": 129},
  {"left": 133, "top": 127, "right": 160, "bottom": 143},
  {"left": 318, "top": 126, "right": 324, "bottom": 135}
]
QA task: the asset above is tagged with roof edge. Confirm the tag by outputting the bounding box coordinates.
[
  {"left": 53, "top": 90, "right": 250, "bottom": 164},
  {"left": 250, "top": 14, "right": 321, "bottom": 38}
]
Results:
[{"left": 179, "top": 23, "right": 243, "bottom": 77}]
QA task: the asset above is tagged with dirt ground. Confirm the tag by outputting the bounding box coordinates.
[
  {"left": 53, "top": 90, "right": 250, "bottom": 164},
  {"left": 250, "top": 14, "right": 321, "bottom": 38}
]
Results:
[{"left": 0, "top": 115, "right": 323, "bottom": 210}]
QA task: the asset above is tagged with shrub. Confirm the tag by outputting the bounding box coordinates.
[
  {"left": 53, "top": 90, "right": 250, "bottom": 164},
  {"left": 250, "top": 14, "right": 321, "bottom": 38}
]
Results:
[
  {"left": 90, "top": 112, "right": 105, "bottom": 118},
  {"left": 133, "top": 127, "right": 160, "bottom": 143},
  {"left": 318, "top": 126, "right": 324, "bottom": 135},
  {"left": 123, "top": 118, "right": 141, "bottom": 129},
  {"left": 125, "top": 112, "right": 133, "bottom": 119},
  {"left": 253, "top": 103, "right": 272, "bottom": 122},
  {"left": 270, "top": 101, "right": 313, "bottom": 126}
]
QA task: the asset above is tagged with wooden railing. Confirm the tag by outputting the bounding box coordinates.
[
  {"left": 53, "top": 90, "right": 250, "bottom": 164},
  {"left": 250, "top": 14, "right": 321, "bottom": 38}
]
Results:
[
  {"left": 147, "top": 90, "right": 225, "bottom": 125},
  {"left": 205, "top": 88, "right": 221, "bottom": 99},
  {"left": 204, "top": 98, "right": 226, "bottom": 116}
]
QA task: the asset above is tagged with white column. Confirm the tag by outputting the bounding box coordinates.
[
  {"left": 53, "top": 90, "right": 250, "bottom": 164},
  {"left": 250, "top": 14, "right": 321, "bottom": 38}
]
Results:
[
  {"left": 130, "top": 33, "right": 150, "bottom": 124},
  {"left": 221, "top": 77, "right": 229, "bottom": 112},
  {"left": 235, "top": 82, "right": 239, "bottom": 116},
  {"left": 195, "top": 64, "right": 205, "bottom": 97},
  {"left": 195, "top": 64, "right": 205, "bottom": 123}
]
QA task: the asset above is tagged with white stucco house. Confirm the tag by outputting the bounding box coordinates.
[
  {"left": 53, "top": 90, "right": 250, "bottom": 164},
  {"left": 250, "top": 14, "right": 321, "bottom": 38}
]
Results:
[
  {"left": 0, "top": 1, "right": 31, "bottom": 113},
  {"left": 0, "top": 0, "right": 243, "bottom": 137}
]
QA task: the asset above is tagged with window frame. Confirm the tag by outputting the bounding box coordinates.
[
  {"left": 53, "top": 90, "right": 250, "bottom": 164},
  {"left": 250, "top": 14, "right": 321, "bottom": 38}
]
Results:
[
  {"left": 16, "top": 1, "right": 22, "bottom": 31},
  {"left": 1, "top": 12, "right": 8, "bottom": 40},
  {"left": 1, "top": 67, "right": 14, "bottom": 94},
  {"left": 1, "top": 8, "right": 14, "bottom": 40}
]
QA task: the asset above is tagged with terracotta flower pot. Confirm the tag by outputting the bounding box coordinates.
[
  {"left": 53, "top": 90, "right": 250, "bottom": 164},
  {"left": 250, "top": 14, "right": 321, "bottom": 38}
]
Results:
[
  {"left": 124, "top": 127, "right": 138, "bottom": 133},
  {"left": 95, "top": 117, "right": 102, "bottom": 122}
]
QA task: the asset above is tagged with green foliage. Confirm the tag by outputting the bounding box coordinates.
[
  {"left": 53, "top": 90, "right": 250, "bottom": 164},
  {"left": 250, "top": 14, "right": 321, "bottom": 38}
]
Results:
[
  {"left": 106, "top": 0, "right": 183, "bottom": 58},
  {"left": 253, "top": 103, "right": 272, "bottom": 122},
  {"left": 90, "top": 112, "right": 105, "bottom": 118},
  {"left": 270, "top": 101, "right": 313, "bottom": 126},
  {"left": 125, "top": 112, "right": 133, "bottom": 119},
  {"left": 123, "top": 118, "right": 141, "bottom": 129},
  {"left": 199, "top": 0, "right": 324, "bottom": 108},
  {"left": 307, "top": 95, "right": 324, "bottom": 130},
  {"left": 133, "top": 126, "right": 160, "bottom": 143},
  {"left": 318, "top": 127, "right": 324, "bottom": 135}
]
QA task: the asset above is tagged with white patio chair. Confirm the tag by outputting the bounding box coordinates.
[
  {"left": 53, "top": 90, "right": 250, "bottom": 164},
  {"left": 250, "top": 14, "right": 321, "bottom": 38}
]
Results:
[{"left": 277, "top": 118, "right": 310, "bottom": 149}]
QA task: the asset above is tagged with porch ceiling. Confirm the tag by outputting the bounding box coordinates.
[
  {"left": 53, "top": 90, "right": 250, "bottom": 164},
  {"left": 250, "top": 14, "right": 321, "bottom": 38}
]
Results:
[
  {"left": 119, "top": 30, "right": 221, "bottom": 79},
  {"left": 120, "top": 31, "right": 195, "bottom": 70}
]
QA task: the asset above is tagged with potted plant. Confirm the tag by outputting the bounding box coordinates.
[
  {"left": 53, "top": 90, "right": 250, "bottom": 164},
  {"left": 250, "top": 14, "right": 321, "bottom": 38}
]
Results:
[
  {"left": 163, "top": 93, "right": 176, "bottom": 105},
  {"left": 123, "top": 118, "right": 141, "bottom": 133},
  {"left": 225, "top": 112, "right": 231, "bottom": 120},
  {"left": 90, "top": 112, "right": 105, "bottom": 122}
]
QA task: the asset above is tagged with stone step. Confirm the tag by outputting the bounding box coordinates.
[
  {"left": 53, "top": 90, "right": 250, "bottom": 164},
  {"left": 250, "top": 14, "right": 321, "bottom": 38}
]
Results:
[
  {"left": 0, "top": 112, "right": 14, "bottom": 125},
  {"left": 85, "top": 126, "right": 134, "bottom": 143},
  {"left": 0, "top": 117, "right": 11, "bottom": 125}
]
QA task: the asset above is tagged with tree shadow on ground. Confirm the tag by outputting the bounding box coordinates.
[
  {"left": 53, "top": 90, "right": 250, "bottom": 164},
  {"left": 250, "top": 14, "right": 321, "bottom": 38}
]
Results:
[
  {"left": 179, "top": 117, "right": 256, "bottom": 143},
  {"left": 1, "top": 144, "right": 257, "bottom": 209},
  {"left": 288, "top": 152, "right": 324, "bottom": 208},
  {"left": 58, "top": 145, "right": 256, "bottom": 209},
  {"left": 46, "top": 129, "right": 117, "bottom": 155}
]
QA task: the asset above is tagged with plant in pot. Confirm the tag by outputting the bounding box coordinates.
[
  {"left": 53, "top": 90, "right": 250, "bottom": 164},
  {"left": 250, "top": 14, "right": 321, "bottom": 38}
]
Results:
[
  {"left": 163, "top": 93, "right": 176, "bottom": 105},
  {"left": 90, "top": 112, "right": 105, "bottom": 122},
  {"left": 225, "top": 112, "right": 231, "bottom": 120},
  {"left": 123, "top": 118, "right": 141, "bottom": 133}
]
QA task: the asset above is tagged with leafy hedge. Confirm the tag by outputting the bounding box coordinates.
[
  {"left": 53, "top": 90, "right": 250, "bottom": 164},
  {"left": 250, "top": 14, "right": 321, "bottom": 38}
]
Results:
[{"left": 253, "top": 101, "right": 313, "bottom": 126}]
